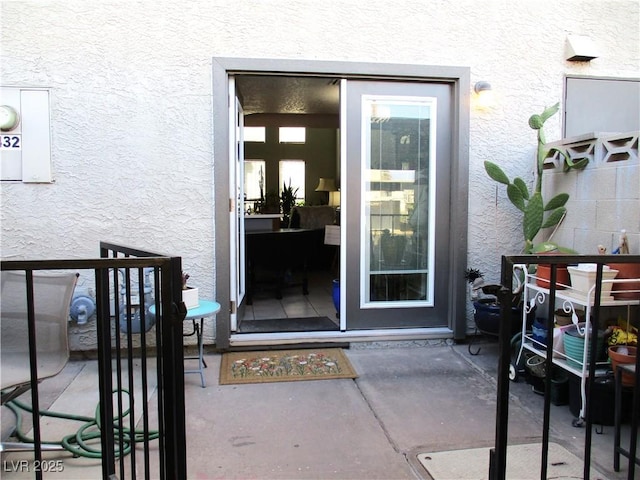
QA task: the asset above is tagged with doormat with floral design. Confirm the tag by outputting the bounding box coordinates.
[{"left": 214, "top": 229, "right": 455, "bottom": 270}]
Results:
[{"left": 219, "top": 348, "right": 358, "bottom": 385}]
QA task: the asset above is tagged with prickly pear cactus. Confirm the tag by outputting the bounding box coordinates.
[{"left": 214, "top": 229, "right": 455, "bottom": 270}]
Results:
[{"left": 484, "top": 103, "right": 574, "bottom": 253}]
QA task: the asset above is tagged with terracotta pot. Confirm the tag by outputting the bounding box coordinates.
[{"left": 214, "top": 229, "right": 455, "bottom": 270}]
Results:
[
  {"left": 536, "top": 264, "right": 570, "bottom": 290},
  {"left": 608, "top": 345, "right": 637, "bottom": 386},
  {"left": 607, "top": 262, "right": 640, "bottom": 300}
]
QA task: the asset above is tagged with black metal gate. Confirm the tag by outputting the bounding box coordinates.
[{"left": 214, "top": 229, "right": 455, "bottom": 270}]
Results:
[
  {"left": 490, "top": 254, "right": 640, "bottom": 480},
  {"left": 1, "top": 241, "right": 187, "bottom": 479}
]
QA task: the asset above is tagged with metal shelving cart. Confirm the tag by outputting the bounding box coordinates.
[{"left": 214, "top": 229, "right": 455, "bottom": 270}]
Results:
[{"left": 514, "top": 265, "right": 639, "bottom": 425}]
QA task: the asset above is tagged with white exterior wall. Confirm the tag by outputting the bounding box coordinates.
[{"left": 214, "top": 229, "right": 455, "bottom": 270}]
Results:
[{"left": 1, "top": 0, "right": 639, "bottom": 348}]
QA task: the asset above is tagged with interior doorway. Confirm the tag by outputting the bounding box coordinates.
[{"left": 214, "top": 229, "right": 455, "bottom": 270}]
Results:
[{"left": 233, "top": 74, "right": 342, "bottom": 334}]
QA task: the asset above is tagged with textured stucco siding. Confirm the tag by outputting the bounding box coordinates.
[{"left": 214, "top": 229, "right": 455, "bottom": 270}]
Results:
[{"left": 1, "top": 0, "right": 639, "bottom": 346}]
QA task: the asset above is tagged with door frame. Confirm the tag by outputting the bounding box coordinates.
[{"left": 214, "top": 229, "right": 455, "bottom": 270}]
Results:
[{"left": 213, "top": 57, "right": 470, "bottom": 349}]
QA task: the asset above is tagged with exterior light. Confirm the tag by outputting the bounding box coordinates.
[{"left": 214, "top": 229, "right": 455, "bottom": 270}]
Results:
[
  {"left": 565, "top": 34, "right": 599, "bottom": 62},
  {"left": 474, "top": 81, "right": 493, "bottom": 109}
]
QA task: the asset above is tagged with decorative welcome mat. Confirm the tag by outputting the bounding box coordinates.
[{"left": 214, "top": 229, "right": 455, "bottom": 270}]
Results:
[{"left": 219, "top": 348, "right": 358, "bottom": 385}]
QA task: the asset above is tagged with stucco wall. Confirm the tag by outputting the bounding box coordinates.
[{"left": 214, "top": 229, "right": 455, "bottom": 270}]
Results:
[{"left": 1, "top": 0, "right": 639, "bottom": 347}]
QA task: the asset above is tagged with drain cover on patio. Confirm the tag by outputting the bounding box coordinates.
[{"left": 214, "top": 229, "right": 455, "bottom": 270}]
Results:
[{"left": 417, "top": 442, "right": 605, "bottom": 480}]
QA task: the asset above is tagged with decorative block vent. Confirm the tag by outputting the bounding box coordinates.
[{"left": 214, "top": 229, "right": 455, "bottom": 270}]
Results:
[{"left": 544, "top": 132, "right": 639, "bottom": 169}]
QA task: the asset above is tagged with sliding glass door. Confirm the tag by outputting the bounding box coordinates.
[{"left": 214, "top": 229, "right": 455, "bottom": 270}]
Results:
[{"left": 344, "top": 80, "right": 452, "bottom": 329}]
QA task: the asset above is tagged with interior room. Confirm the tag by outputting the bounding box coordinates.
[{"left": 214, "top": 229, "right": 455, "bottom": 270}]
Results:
[{"left": 236, "top": 75, "right": 342, "bottom": 333}]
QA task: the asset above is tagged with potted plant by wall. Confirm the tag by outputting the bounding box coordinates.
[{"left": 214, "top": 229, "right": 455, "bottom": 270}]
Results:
[
  {"left": 484, "top": 103, "right": 586, "bottom": 287},
  {"left": 606, "top": 320, "right": 638, "bottom": 386},
  {"left": 280, "top": 180, "right": 299, "bottom": 227},
  {"left": 465, "top": 267, "right": 529, "bottom": 357},
  {"left": 182, "top": 272, "right": 199, "bottom": 309}
]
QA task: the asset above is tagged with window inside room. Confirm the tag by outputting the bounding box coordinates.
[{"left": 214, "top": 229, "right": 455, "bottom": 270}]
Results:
[
  {"left": 244, "top": 126, "right": 266, "bottom": 143},
  {"left": 279, "top": 127, "right": 306, "bottom": 143},
  {"left": 244, "top": 160, "right": 266, "bottom": 201},
  {"left": 279, "top": 160, "right": 305, "bottom": 200}
]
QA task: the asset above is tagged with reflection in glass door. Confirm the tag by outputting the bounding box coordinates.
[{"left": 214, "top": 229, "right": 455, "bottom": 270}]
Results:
[{"left": 363, "top": 97, "right": 436, "bottom": 307}]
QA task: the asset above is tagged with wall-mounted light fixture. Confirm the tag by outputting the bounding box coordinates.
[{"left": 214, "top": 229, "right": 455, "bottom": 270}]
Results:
[
  {"left": 0, "top": 105, "right": 20, "bottom": 131},
  {"left": 474, "top": 81, "right": 493, "bottom": 108}
]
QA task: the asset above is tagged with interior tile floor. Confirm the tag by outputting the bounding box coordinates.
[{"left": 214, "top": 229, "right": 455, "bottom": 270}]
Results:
[{"left": 242, "top": 270, "right": 338, "bottom": 321}]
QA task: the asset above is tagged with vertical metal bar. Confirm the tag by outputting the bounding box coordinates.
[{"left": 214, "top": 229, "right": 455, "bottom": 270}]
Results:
[
  {"left": 161, "top": 257, "right": 187, "bottom": 479},
  {"left": 583, "top": 263, "right": 604, "bottom": 480},
  {"left": 112, "top": 261, "right": 126, "bottom": 480},
  {"left": 153, "top": 266, "right": 166, "bottom": 480},
  {"left": 627, "top": 340, "right": 640, "bottom": 479},
  {"left": 24, "top": 270, "right": 43, "bottom": 480},
  {"left": 161, "top": 262, "right": 175, "bottom": 479},
  {"left": 490, "top": 255, "right": 513, "bottom": 480},
  {"left": 96, "top": 266, "right": 116, "bottom": 479},
  {"left": 540, "top": 264, "right": 558, "bottom": 480},
  {"left": 124, "top": 265, "right": 137, "bottom": 479},
  {"left": 138, "top": 267, "right": 151, "bottom": 480}
]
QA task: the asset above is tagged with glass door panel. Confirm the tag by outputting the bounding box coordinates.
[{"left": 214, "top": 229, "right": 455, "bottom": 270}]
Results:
[{"left": 363, "top": 97, "right": 436, "bottom": 307}]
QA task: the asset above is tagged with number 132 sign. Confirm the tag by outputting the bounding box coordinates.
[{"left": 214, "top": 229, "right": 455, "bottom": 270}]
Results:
[{"left": 0, "top": 135, "right": 21, "bottom": 150}]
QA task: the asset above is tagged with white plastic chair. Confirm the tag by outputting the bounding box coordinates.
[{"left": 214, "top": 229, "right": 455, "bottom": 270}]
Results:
[{"left": 1, "top": 271, "right": 78, "bottom": 450}]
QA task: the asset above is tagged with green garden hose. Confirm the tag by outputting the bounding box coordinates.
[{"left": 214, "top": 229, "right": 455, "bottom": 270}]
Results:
[{"left": 4, "top": 389, "right": 159, "bottom": 459}]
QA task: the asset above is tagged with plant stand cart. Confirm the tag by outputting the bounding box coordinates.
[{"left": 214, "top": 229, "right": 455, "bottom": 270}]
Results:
[{"left": 513, "top": 265, "right": 639, "bottom": 426}]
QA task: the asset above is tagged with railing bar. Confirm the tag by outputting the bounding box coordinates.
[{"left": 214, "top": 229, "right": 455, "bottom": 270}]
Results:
[
  {"left": 138, "top": 267, "right": 152, "bottom": 480},
  {"left": 2, "top": 257, "right": 170, "bottom": 271},
  {"left": 163, "top": 257, "right": 188, "bottom": 478},
  {"left": 490, "top": 255, "right": 514, "bottom": 479},
  {"left": 23, "top": 271, "right": 44, "bottom": 480},
  {"left": 627, "top": 343, "right": 640, "bottom": 479},
  {"left": 99, "top": 241, "right": 175, "bottom": 258},
  {"left": 583, "top": 263, "right": 605, "bottom": 480},
  {"left": 113, "top": 260, "right": 126, "bottom": 480},
  {"left": 124, "top": 264, "right": 138, "bottom": 479},
  {"left": 154, "top": 267, "right": 167, "bottom": 480},
  {"left": 540, "top": 265, "right": 557, "bottom": 480},
  {"left": 96, "top": 266, "right": 117, "bottom": 478}
]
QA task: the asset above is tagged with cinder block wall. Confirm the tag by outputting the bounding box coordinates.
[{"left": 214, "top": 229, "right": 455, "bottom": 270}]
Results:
[{"left": 541, "top": 132, "right": 640, "bottom": 255}]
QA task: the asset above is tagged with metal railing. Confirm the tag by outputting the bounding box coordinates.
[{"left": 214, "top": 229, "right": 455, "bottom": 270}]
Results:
[
  {"left": 1, "top": 242, "right": 187, "bottom": 479},
  {"left": 490, "top": 254, "right": 640, "bottom": 480}
]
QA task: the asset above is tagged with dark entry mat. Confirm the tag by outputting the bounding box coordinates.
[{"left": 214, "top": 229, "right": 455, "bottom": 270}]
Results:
[{"left": 238, "top": 316, "right": 339, "bottom": 333}]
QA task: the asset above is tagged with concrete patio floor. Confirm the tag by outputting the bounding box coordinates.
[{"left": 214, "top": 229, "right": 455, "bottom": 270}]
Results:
[{"left": 1, "top": 339, "right": 636, "bottom": 479}]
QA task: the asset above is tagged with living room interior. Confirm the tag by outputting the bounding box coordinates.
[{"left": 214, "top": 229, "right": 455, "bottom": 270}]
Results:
[{"left": 235, "top": 74, "right": 342, "bottom": 333}]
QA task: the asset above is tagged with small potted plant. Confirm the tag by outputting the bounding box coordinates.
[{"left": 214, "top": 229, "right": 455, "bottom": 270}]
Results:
[
  {"left": 182, "top": 271, "right": 199, "bottom": 309},
  {"left": 280, "top": 180, "right": 299, "bottom": 227},
  {"left": 606, "top": 321, "right": 638, "bottom": 386},
  {"left": 466, "top": 268, "right": 523, "bottom": 339},
  {"left": 464, "top": 267, "right": 485, "bottom": 300}
]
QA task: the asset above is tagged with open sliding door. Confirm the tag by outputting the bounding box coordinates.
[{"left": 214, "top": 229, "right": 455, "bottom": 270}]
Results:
[
  {"left": 229, "top": 78, "right": 245, "bottom": 332},
  {"left": 343, "top": 80, "right": 452, "bottom": 330}
]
